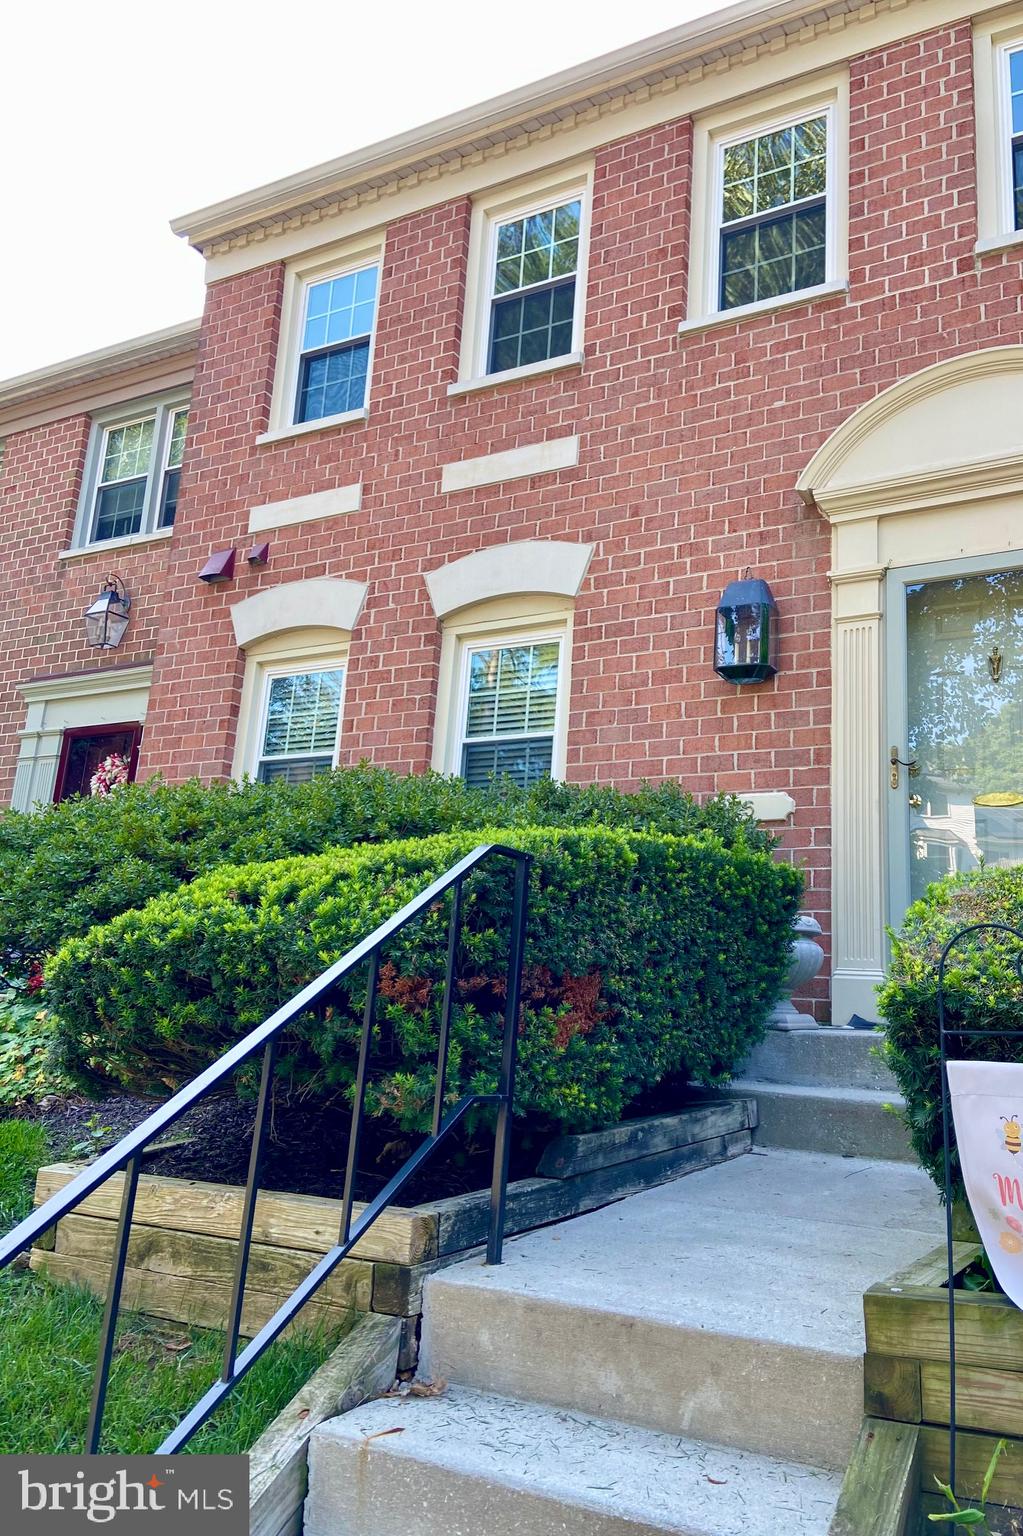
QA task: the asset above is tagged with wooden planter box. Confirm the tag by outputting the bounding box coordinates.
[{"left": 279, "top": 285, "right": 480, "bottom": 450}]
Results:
[
  {"left": 863, "top": 1243, "right": 1023, "bottom": 1523},
  {"left": 30, "top": 1097, "right": 755, "bottom": 1359}
]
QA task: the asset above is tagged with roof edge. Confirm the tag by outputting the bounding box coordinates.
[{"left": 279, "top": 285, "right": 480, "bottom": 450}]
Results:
[
  {"left": 0, "top": 318, "right": 201, "bottom": 413},
  {"left": 170, "top": 0, "right": 848, "bottom": 248}
]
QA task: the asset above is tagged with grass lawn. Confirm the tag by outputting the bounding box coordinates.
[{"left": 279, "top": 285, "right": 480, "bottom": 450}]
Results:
[{"left": 0, "top": 1118, "right": 352, "bottom": 1455}]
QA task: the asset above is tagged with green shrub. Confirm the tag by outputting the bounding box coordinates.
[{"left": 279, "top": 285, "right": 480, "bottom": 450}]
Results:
[
  {"left": 0, "top": 768, "right": 772, "bottom": 969},
  {"left": 879, "top": 866, "right": 1023, "bottom": 1197},
  {"left": 46, "top": 825, "right": 800, "bottom": 1134}
]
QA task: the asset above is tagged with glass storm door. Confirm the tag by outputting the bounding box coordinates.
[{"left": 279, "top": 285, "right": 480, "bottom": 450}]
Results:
[{"left": 888, "top": 565, "right": 1023, "bottom": 917}]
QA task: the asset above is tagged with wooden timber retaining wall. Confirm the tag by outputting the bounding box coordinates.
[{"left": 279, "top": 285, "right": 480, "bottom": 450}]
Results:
[
  {"left": 31, "top": 1097, "right": 755, "bottom": 1359},
  {"left": 852, "top": 1242, "right": 1023, "bottom": 1532}
]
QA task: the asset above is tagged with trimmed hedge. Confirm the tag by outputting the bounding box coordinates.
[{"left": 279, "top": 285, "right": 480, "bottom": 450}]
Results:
[
  {"left": 46, "top": 825, "right": 801, "bottom": 1134},
  {"left": 879, "top": 866, "right": 1023, "bottom": 1198},
  {"left": 0, "top": 768, "right": 772, "bottom": 967}
]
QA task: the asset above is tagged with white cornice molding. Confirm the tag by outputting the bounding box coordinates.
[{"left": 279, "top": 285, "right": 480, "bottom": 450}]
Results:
[
  {"left": 20, "top": 664, "right": 154, "bottom": 704},
  {"left": 0, "top": 321, "right": 201, "bottom": 417},
  {"left": 172, "top": 0, "right": 940, "bottom": 258},
  {"left": 812, "top": 454, "right": 1023, "bottom": 523}
]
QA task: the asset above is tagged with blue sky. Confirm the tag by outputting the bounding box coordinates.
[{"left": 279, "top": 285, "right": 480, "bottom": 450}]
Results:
[{"left": 0, "top": 0, "right": 720, "bottom": 379}]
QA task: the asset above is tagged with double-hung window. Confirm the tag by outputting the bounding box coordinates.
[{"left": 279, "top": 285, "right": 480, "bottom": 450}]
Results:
[
  {"left": 80, "top": 398, "right": 189, "bottom": 547},
  {"left": 487, "top": 198, "right": 581, "bottom": 376},
  {"left": 1009, "top": 46, "right": 1023, "bottom": 231},
  {"left": 255, "top": 665, "right": 344, "bottom": 784},
  {"left": 458, "top": 636, "right": 562, "bottom": 788},
  {"left": 717, "top": 113, "right": 828, "bottom": 311},
  {"left": 295, "top": 265, "right": 379, "bottom": 425}
]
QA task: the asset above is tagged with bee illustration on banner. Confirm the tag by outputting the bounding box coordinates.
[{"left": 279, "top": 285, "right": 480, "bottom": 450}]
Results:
[{"left": 1001, "top": 1115, "right": 1022, "bottom": 1156}]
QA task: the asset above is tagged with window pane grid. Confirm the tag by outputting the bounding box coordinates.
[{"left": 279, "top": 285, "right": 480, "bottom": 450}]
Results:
[
  {"left": 297, "top": 341, "right": 370, "bottom": 422},
  {"left": 718, "top": 114, "right": 828, "bottom": 310},
  {"left": 487, "top": 198, "right": 580, "bottom": 375},
  {"left": 295, "top": 265, "right": 378, "bottom": 425},
  {"left": 493, "top": 200, "right": 580, "bottom": 297},
  {"left": 94, "top": 480, "right": 147, "bottom": 541},
  {"left": 461, "top": 641, "right": 560, "bottom": 789},
  {"left": 166, "top": 409, "right": 188, "bottom": 469},
  {"left": 100, "top": 418, "right": 155, "bottom": 486},
  {"left": 87, "top": 402, "right": 186, "bottom": 545}
]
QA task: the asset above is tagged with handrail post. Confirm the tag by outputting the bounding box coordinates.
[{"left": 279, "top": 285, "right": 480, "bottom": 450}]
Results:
[
  {"left": 85, "top": 1153, "right": 141, "bottom": 1453},
  {"left": 487, "top": 854, "right": 531, "bottom": 1265},
  {"left": 339, "top": 949, "right": 380, "bottom": 1244},
  {"left": 432, "top": 877, "right": 464, "bottom": 1137},
  {"left": 222, "top": 1038, "right": 277, "bottom": 1382}
]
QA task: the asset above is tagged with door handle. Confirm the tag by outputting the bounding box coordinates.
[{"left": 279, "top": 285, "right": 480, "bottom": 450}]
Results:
[{"left": 890, "top": 746, "right": 919, "bottom": 790}]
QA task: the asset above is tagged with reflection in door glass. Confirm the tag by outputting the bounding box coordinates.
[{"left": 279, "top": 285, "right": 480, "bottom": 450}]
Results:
[{"left": 906, "top": 569, "right": 1023, "bottom": 903}]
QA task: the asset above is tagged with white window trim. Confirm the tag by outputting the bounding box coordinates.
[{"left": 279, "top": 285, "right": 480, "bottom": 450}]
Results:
[
  {"left": 456, "top": 162, "right": 593, "bottom": 389},
  {"left": 232, "top": 631, "right": 349, "bottom": 782},
  {"left": 432, "top": 600, "right": 574, "bottom": 782},
  {"left": 685, "top": 69, "right": 848, "bottom": 329},
  {"left": 974, "top": 14, "right": 1023, "bottom": 248},
  {"left": 267, "top": 235, "right": 384, "bottom": 440},
  {"left": 72, "top": 389, "right": 189, "bottom": 551}
]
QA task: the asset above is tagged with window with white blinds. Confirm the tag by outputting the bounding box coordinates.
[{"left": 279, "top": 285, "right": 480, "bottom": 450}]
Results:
[
  {"left": 256, "top": 667, "right": 344, "bottom": 784},
  {"left": 459, "top": 638, "right": 562, "bottom": 789}
]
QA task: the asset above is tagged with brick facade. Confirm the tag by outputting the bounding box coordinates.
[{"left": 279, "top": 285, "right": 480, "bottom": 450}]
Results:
[{"left": 1, "top": 13, "right": 1022, "bottom": 1018}]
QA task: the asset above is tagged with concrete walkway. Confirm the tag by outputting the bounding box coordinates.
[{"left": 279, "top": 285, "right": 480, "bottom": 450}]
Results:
[{"left": 307, "top": 1148, "right": 945, "bottom": 1534}]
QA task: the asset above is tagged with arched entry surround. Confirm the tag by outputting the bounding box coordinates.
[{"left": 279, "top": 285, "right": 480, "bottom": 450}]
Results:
[{"left": 797, "top": 347, "right": 1023, "bottom": 1023}]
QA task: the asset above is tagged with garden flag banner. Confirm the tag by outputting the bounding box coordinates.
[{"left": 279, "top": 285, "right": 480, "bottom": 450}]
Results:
[{"left": 948, "top": 1059, "right": 1023, "bottom": 1309}]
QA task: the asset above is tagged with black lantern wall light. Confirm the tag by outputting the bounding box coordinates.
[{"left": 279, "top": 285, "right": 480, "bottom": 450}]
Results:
[
  {"left": 713, "top": 572, "right": 779, "bottom": 684},
  {"left": 83, "top": 576, "right": 131, "bottom": 649}
]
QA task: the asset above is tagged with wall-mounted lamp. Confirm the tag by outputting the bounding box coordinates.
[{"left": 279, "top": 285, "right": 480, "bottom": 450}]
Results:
[
  {"left": 83, "top": 576, "right": 132, "bottom": 649},
  {"left": 713, "top": 574, "right": 779, "bottom": 685},
  {"left": 199, "top": 548, "right": 236, "bottom": 583}
]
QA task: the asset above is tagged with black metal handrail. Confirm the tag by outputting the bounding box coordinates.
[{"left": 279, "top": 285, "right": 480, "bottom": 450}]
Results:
[{"left": 0, "top": 841, "right": 531, "bottom": 1454}]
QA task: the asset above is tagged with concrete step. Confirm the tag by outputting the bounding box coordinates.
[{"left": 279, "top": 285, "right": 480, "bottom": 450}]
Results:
[
  {"left": 419, "top": 1150, "right": 943, "bottom": 1471},
  {"left": 737, "top": 1026, "right": 897, "bottom": 1092},
  {"left": 306, "top": 1386, "right": 843, "bottom": 1536},
  {"left": 720, "top": 1080, "right": 913, "bottom": 1161}
]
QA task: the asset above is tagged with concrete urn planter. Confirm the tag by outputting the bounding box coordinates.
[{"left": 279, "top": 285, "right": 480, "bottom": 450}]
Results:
[{"left": 767, "top": 913, "right": 824, "bottom": 1031}]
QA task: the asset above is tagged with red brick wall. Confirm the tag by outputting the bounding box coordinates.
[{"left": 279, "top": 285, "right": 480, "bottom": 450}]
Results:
[
  {"left": 3, "top": 19, "right": 1021, "bottom": 1018},
  {"left": 0, "top": 415, "right": 171, "bottom": 804}
]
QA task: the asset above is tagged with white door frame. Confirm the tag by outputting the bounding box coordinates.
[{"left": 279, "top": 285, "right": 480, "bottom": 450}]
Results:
[{"left": 796, "top": 346, "right": 1023, "bottom": 1024}]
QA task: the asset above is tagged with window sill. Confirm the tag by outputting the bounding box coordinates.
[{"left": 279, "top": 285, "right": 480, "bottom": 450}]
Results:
[
  {"left": 678, "top": 280, "right": 848, "bottom": 337},
  {"left": 975, "top": 230, "right": 1023, "bottom": 259},
  {"left": 59, "top": 528, "right": 174, "bottom": 561},
  {"left": 447, "top": 352, "right": 584, "bottom": 398},
  {"left": 255, "top": 407, "right": 369, "bottom": 446}
]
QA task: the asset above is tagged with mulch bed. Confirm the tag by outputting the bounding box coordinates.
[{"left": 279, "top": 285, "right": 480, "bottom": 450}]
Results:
[
  {"left": 4, "top": 1091, "right": 541, "bottom": 1204},
  {"left": 4, "top": 1069, "right": 700, "bottom": 1204}
]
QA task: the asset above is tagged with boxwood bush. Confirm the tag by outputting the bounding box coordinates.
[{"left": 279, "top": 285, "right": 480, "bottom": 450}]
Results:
[
  {"left": 879, "top": 866, "right": 1023, "bottom": 1197},
  {"left": 0, "top": 768, "right": 772, "bottom": 968},
  {"left": 45, "top": 825, "right": 801, "bottom": 1134}
]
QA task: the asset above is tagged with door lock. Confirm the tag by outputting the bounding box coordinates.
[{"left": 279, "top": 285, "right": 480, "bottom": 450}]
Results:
[
  {"left": 890, "top": 746, "right": 919, "bottom": 790},
  {"left": 908, "top": 793, "right": 923, "bottom": 810}
]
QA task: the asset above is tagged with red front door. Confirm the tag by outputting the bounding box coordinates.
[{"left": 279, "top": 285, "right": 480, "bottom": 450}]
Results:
[{"left": 52, "top": 723, "right": 142, "bottom": 802}]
